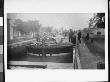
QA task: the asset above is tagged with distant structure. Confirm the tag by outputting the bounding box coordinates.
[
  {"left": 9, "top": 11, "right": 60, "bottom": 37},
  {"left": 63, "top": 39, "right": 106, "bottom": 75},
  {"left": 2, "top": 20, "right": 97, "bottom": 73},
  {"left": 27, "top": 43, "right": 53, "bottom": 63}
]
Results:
[
  {"left": 7, "top": 18, "right": 14, "bottom": 41},
  {"left": 7, "top": 18, "right": 23, "bottom": 42}
]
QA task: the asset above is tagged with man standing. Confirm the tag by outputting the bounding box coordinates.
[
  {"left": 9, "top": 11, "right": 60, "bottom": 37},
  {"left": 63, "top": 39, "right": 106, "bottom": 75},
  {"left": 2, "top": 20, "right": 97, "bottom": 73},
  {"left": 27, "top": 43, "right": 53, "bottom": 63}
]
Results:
[
  {"left": 78, "top": 30, "right": 82, "bottom": 43},
  {"left": 86, "top": 32, "right": 89, "bottom": 41},
  {"left": 69, "top": 29, "right": 73, "bottom": 43}
]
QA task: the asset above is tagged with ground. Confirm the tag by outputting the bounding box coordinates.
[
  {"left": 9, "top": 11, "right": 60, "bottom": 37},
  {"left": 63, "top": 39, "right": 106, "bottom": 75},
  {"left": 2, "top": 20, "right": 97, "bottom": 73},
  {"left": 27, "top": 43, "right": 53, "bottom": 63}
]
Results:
[{"left": 78, "top": 37, "right": 105, "bottom": 69}]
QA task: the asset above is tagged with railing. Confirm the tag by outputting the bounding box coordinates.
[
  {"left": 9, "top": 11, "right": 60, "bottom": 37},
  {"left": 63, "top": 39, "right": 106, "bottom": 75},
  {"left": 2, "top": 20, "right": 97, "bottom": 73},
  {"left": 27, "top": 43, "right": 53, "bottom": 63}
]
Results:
[
  {"left": 74, "top": 48, "right": 81, "bottom": 69},
  {"left": 73, "top": 32, "right": 81, "bottom": 69}
]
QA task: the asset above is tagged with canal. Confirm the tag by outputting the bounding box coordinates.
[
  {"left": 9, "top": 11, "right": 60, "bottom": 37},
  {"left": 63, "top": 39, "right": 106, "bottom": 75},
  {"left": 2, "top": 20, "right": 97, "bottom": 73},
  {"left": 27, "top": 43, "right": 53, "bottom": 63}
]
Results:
[{"left": 7, "top": 41, "right": 76, "bottom": 69}]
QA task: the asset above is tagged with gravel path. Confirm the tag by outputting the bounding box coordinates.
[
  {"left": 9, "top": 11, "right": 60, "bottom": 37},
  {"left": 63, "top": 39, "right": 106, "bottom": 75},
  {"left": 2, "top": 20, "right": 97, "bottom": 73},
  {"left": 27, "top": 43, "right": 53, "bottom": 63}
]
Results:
[{"left": 78, "top": 40, "right": 105, "bottom": 69}]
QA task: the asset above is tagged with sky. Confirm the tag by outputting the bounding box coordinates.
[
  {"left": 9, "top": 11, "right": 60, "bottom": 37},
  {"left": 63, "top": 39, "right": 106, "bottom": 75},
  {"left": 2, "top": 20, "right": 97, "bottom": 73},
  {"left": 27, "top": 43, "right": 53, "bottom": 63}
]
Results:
[{"left": 7, "top": 13, "right": 93, "bottom": 30}]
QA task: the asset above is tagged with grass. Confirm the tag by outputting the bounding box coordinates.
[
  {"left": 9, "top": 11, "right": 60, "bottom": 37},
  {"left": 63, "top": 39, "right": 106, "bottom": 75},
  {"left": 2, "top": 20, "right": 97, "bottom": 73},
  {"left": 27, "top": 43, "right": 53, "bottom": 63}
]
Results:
[
  {"left": 77, "top": 37, "right": 105, "bottom": 69},
  {"left": 84, "top": 38, "right": 105, "bottom": 58}
]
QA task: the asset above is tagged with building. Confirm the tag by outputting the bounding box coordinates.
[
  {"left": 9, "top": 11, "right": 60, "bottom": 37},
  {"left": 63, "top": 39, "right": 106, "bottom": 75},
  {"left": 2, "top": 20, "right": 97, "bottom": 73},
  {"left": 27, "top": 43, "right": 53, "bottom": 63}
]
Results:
[{"left": 7, "top": 18, "right": 14, "bottom": 42}]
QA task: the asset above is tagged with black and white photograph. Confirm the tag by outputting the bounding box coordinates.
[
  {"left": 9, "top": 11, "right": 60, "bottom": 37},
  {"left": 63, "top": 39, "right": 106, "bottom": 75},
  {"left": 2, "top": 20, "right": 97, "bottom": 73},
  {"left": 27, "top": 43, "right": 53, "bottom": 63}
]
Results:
[
  {"left": 7, "top": 13, "right": 105, "bottom": 69},
  {"left": 4, "top": 0, "right": 108, "bottom": 82}
]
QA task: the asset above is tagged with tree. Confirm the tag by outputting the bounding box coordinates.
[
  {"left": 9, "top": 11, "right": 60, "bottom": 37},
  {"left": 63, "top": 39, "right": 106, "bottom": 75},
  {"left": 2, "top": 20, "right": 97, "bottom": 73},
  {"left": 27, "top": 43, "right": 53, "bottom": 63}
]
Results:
[
  {"left": 41, "top": 26, "right": 53, "bottom": 33},
  {"left": 27, "top": 20, "right": 41, "bottom": 33},
  {"left": 96, "top": 13, "right": 105, "bottom": 19},
  {"left": 46, "top": 26, "right": 53, "bottom": 33},
  {"left": 14, "top": 19, "right": 42, "bottom": 35},
  {"left": 89, "top": 13, "right": 105, "bottom": 29},
  {"left": 95, "top": 13, "right": 105, "bottom": 28},
  {"left": 14, "top": 19, "right": 24, "bottom": 35}
]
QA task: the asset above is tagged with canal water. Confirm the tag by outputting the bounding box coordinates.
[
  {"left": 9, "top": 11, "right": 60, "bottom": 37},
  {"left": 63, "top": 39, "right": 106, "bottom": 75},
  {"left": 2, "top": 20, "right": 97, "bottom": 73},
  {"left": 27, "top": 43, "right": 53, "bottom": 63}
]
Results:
[
  {"left": 7, "top": 36, "right": 76, "bottom": 69},
  {"left": 8, "top": 44, "right": 75, "bottom": 69}
]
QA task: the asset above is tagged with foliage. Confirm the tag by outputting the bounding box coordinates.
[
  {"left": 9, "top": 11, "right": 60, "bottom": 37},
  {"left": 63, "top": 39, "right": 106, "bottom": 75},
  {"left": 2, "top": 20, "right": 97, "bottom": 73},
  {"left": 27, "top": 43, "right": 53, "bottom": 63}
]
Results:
[
  {"left": 89, "top": 13, "right": 105, "bottom": 28},
  {"left": 40, "top": 26, "right": 53, "bottom": 33},
  {"left": 14, "top": 19, "right": 41, "bottom": 35},
  {"left": 95, "top": 13, "right": 105, "bottom": 28}
]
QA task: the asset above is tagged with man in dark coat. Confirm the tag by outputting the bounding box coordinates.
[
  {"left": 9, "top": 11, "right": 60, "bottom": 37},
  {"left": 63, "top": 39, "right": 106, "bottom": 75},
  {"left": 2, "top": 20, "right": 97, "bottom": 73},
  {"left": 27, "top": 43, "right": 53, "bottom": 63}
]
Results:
[
  {"left": 78, "top": 31, "right": 81, "bottom": 43},
  {"left": 86, "top": 32, "right": 89, "bottom": 41},
  {"left": 69, "top": 29, "right": 73, "bottom": 43}
]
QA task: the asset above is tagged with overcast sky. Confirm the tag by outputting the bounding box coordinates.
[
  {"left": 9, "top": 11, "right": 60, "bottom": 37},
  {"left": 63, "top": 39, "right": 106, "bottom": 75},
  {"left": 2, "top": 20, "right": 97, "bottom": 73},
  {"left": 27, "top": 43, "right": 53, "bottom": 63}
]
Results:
[{"left": 8, "top": 13, "right": 93, "bottom": 30}]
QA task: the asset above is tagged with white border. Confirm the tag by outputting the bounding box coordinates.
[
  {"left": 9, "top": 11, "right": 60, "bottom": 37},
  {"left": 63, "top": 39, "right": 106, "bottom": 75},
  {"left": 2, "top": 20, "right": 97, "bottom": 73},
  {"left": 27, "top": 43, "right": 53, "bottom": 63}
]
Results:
[{"left": 4, "top": 0, "right": 108, "bottom": 82}]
